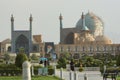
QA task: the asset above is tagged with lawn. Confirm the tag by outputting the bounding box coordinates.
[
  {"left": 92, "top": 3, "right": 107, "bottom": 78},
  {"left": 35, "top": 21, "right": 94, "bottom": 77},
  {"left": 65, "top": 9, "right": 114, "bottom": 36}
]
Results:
[
  {"left": 117, "top": 76, "right": 120, "bottom": 80},
  {"left": 0, "top": 76, "right": 61, "bottom": 80}
]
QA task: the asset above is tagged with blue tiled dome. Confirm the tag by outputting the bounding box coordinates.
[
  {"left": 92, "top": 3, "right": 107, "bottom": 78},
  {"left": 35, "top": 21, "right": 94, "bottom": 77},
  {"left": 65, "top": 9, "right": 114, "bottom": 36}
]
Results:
[{"left": 76, "top": 12, "right": 104, "bottom": 36}]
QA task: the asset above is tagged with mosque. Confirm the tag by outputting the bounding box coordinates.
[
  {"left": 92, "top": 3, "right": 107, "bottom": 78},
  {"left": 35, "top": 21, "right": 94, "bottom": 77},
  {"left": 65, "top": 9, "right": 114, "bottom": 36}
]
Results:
[
  {"left": 55, "top": 12, "right": 120, "bottom": 58},
  {"left": 0, "top": 12, "right": 120, "bottom": 58},
  {"left": 0, "top": 15, "right": 41, "bottom": 56}
]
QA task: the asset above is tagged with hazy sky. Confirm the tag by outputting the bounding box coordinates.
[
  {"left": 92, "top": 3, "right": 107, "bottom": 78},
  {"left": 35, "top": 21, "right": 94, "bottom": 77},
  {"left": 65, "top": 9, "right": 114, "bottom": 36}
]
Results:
[{"left": 0, "top": 0, "right": 120, "bottom": 44}]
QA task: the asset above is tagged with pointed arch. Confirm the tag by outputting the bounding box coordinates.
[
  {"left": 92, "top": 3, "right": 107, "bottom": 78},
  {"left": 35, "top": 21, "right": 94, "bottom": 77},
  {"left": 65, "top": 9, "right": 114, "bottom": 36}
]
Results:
[
  {"left": 7, "top": 46, "right": 11, "bottom": 52},
  {"left": 64, "top": 32, "right": 74, "bottom": 44},
  {"left": 15, "top": 34, "right": 29, "bottom": 53}
]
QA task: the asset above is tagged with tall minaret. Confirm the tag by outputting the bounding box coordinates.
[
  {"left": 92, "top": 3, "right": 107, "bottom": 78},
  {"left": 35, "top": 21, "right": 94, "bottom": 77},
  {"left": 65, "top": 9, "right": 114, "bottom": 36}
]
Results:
[
  {"left": 11, "top": 14, "right": 14, "bottom": 33},
  {"left": 29, "top": 14, "right": 32, "bottom": 35},
  {"left": 59, "top": 13, "right": 63, "bottom": 44},
  {"left": 59, "top": 13, "right": 63, "bottom": 29},
  {"left": 81, "top": 12, "right": 89, "bottom": 31},
  {"left": 11, "top": 14, "right": 14, "bottom": 53},
  {"left": 29, "top": 14, "right": 33, "bottom": 53}
]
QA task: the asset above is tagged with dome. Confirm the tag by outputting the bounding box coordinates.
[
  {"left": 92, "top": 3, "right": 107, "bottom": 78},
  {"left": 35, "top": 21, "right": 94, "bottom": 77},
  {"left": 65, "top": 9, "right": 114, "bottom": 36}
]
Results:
[
  {"left": 76, "top": 12, "right": 104, "bottom": 37},
  {"left": 95, "top": 35, "right": 112, "bottom": 44}
]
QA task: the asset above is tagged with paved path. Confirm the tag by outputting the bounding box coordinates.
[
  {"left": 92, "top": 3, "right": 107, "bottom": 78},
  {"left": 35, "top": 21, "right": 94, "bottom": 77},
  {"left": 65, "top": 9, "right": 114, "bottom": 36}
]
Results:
[{"left": 55, "top": 70, "right": 111, "bottom": 80}]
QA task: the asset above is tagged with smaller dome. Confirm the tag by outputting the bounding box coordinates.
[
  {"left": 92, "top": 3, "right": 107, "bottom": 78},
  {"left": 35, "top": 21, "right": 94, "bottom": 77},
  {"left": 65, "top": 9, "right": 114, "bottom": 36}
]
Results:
[{"left": 95, "top": 35, "right": 112, "bottom": 44}]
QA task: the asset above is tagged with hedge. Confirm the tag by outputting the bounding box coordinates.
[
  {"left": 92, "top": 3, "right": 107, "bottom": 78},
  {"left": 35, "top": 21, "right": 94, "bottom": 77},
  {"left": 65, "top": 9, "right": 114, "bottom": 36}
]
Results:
[
  {"left": 0, "top": 64, "right": 54, "bottom": 76},
  {"left": 0, "top": 70, "right": 22, "bottom": 76}
]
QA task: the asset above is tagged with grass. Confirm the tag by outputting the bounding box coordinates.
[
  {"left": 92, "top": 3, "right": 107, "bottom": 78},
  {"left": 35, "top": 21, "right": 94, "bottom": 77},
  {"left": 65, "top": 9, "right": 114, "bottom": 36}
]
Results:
[
  {"left": 117, "top": 76, "right": 120, "bottom": 80},
  {"left": 0, "top": 76, "right": 61, "bottom": 80}
]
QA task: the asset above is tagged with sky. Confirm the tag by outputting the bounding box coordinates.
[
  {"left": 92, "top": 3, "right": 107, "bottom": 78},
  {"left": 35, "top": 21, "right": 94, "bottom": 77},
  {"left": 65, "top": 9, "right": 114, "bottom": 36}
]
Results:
[{"left": 0, "top": 0, "right": 120, "bottom": 44}]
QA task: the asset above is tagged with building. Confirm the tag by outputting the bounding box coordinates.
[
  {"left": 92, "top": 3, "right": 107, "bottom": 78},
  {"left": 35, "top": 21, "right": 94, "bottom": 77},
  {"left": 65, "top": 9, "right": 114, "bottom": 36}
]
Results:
[
  {"left": 55, "top": 12, "right": 120, "bottom": 58},
  {"left": 0, "top": 12, "right": 120, "bottom": 59},
  {"left": 0, "top": 15, "right": 42, "bottom": 56},
  {"left": 11, "top": 15, "right": 33, "bottom": 55},
  {"left": 0, "top": 14, "right": 54, "bottom": 57}
]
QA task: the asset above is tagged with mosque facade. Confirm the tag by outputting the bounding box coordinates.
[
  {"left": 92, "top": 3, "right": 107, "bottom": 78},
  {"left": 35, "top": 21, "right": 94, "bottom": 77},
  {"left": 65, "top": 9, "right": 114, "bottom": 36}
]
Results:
[
  {"left": 0, "top": 15, "right": 41, "bottom": 56},
  {"left": 55, "top": 12, "right": 120, "bottom": 58}
]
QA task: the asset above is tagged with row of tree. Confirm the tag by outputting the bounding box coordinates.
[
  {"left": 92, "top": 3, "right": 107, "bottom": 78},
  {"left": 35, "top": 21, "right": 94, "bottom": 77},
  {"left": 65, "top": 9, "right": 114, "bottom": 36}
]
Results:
[{"left": 57, "top": 52, "right": 120, "bottom": 69}]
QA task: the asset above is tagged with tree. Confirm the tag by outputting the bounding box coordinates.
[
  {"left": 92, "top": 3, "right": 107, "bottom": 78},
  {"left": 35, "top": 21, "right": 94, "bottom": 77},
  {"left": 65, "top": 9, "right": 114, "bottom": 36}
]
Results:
[
  {"left": 4, "top": 53, "right": 10, "bottom": 64},
  {"left": 15, "top": 53, "right": 28, "bottom": 68},
  {"left": 60, "top": 52, "right": 71, "bottom": 60},
  {"left": 57, "top": 57, "right": 67, "bottom": 68},
  {"left": 15, "top": 48, "right": 28, "bottom": 68},
  {"left": 116, "top": 54, "right": 120, "bottom": 66},
  {"left": 31, "top": 54, "right": 38, "bottom": 60}
]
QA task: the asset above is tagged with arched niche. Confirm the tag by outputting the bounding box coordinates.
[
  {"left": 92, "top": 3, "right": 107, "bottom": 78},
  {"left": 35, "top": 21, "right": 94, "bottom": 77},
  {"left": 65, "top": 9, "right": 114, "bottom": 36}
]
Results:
[
  {"left": 15, "top": 34, "right": 29, "bottom": 53},
  {"left": 64, "top": 32, "right": 74, "bottom": 44}
]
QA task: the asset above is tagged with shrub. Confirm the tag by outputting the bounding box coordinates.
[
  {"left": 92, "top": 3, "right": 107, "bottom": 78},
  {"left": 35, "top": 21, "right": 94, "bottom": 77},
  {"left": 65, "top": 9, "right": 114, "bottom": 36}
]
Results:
[
  {"left": 48, "top": 65, "right": 54, "bottom": 68},
  {"left": 0, "top": 64, "right": 22, "bottom": 76},
  {"left": 4, "top": 53, "right": 10, "bottom": 61},
  {"left": 31, "top": 54, "right": 38, "bottom": 60},
  {"left": 100, "top": 65, "right": 104, "bottom": 74},
  {"left": 33, "top": 65, "right": 43, "bottom": 75},
  {"left": 75, "top": 63, "right": 80, "bottom": 67},
  {"left": 57, "top": 57, "right": 67, "bottom": 69},
  {"left": 0, "top": 69, "right": 22, "bottom": 76},
  {"left": 0, "top": 59, "right": 4, "bottom": 63},
  {"left": 79, "top": 67, "right": 84, "bottom": 72},
  {"left": 0, "top": 64, "right": 20, "bottom": 70},
  {"left": 116, "top": 55, "right": 120, "bottom": 66},
  {"left": 15, "top": 53, "right": 28, "bottom": 68},
  {"left": 34, "top": 65, "right": 43, "bottom": 70},
  {"left": 48, "top": 68, "right": 54, "bottom": 75}
]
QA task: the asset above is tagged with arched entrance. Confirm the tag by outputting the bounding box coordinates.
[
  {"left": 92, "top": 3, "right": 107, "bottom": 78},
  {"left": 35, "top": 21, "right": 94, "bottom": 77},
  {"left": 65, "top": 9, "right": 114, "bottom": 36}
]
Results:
[
  {"left": 15, "top": 34, "right": 29, "bottom": 53},
  {"left": 65, "top": 32, "right": 74, "bottom": 44}
]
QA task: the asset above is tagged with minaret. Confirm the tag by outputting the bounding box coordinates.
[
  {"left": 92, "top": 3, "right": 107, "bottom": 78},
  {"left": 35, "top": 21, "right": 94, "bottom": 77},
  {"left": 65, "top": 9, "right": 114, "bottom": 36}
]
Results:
[
  {"left": 81, "top": 12, "right": 89, "bottom": 31},
  {"left": 29, "top": 14, "right": 33, "bottom": 53},
  {"left": 11, "top": 14, "right": 14, "bottom": 32},
  {"left": 29, "top": 14, "right": 32, "bottom": 34},
  {"left": 59, "top": 13, "right": 63, "bottom": 29},
  {"left": 59, "top": 13, "right": 63, "bottom": 44},
  {"left": 11, "top": 14, "right": 14, "bottom": 53}
]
